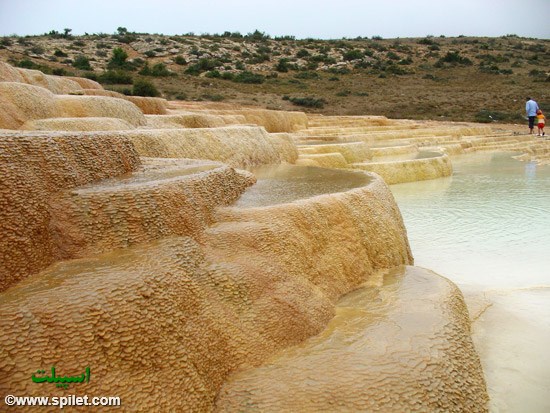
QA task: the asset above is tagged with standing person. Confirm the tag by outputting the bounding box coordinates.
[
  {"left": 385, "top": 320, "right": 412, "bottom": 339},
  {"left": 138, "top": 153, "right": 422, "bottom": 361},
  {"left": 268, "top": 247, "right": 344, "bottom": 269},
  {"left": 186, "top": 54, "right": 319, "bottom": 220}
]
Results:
[
  {"left": 525, "top": 97, "right": 539, "bottom": 134},
  {"left": 536, "top": 109, "right": 545, "bottom": 137}
]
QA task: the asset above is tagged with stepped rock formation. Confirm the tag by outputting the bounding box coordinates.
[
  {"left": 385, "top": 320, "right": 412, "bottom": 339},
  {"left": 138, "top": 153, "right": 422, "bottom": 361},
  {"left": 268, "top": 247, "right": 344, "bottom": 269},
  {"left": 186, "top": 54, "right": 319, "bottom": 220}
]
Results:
[
  {"left": 6, "top": 60, "right": 550, "bottom": 410},
  {"left": 216, "top": 266, "right": 488, "bottom": 412},
  {"left": 0, "top": 132, "right": 141, "bottom": 290}
]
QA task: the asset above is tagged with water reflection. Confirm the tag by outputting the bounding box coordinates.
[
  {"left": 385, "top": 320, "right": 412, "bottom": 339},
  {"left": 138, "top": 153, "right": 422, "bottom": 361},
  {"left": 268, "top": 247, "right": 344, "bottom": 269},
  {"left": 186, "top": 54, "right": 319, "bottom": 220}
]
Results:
[{"left": 524, "top": 161, "right": 537, "bottom": 180}]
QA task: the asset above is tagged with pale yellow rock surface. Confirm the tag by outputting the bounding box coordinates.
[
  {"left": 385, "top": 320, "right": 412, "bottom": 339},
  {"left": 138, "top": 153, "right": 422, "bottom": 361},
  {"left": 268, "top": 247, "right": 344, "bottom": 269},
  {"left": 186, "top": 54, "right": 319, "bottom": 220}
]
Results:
[
  {"left": 216, "top": 266, "right": 489, "bottom": 413},
  {"left": 20, "top": 117, "right": 136, "bottom": 131},
  {"left": 123, "top": 126, "right": 296, "bottom": 168},
  {"left": 353, "top": 153, "right": 453, "bottom": 184},
  {"left": 0, "top": 132, "right": 140, "bottom": 291},
  {"left": 55, "top": 95, "right": 146, "bottom": 127},
  {"left": 0, "top": 173, "right": 412, "bottom": 411}
]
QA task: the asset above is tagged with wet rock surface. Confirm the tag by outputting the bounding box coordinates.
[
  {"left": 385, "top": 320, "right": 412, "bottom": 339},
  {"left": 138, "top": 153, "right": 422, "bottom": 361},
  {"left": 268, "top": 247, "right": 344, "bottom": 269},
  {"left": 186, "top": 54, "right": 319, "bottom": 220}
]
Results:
[{"left": 216, "top": 266, "right": 488, "bottom": 413}]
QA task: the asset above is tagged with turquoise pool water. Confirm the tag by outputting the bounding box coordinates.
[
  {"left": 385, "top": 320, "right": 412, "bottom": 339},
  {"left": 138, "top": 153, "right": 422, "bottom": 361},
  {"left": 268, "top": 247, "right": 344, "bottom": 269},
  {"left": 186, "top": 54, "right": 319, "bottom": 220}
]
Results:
[
  {"left": 391, "top": 152, "right": 550, "bottom": 289},
  {"left": 390, "top": 152, "right": 550, "bottom": 413}
]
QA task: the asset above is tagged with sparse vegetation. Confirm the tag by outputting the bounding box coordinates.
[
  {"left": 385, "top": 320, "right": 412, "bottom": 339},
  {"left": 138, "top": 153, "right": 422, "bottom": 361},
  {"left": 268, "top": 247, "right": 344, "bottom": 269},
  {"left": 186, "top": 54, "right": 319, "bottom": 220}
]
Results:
[
  {"left": 287, "top": 96, "right": 326, "bottom": 108},
  {"left": 232, "top": 71, "right": 265, "bottom": 84},
  {"left": 0, "top": 31, "right": 548, "bottom": 122},
  {"left": 97, "top": 70, "right": 133, "bottom": 84},
  {"left": 132, "top": 78, "right": 160, "bottom": 97},
  {"left": 107, "top": 47, "right": 134, "bottom": 71},
  {"left": 72, "top": 55, "right": 92, "bottom": 71}
]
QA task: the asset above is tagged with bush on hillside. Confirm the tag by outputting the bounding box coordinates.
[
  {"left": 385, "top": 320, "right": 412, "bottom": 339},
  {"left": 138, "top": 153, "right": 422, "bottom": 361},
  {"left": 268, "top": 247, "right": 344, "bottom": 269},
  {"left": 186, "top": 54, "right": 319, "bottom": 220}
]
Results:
[
  {"left": 139, "top": 62, "right": 171, "bottom": 77},
  {"left": 287, "top": 96, "right": 326, "bottom": 108},
  {"left": 232, "top": 71, "right": 265, "bottom": 84},
  {"left": 72, "top": 55, "right": 92, "bottom": 71},
  {"left": 98, "top": 70, "right": 133, "bottom": 84},
  {"left": 436, "top": 51, "right": 473, "bottom": 66},
  {"left": 342, "top": 49, "right": 364, "bottom": 61},
  {"left": 132, "top": 78, "right": 160, "bottom": 97},
  {"left": 107, "top": 47, "right": 135, "bottom": 71}
]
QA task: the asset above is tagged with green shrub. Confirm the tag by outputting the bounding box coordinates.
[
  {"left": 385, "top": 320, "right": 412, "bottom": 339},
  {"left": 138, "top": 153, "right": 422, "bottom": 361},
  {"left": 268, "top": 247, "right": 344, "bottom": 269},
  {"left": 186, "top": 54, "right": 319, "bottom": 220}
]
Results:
[
  {"left": 174, "top": 55, "right": 187, "bottom": 65},
  {"left": 149, "top": 63, "right": 171, "bottom": 76},
  {"left": 418, "top": 38, "right": 438, "bottom": 46},
  {"left": 437, "top": 51, "right": 473, "bottom": 66},
  {"left": 342, "top": 49, "right": 364, "bottom": 61},
  {"left": 296, "top": 49, "right": 310, "bottom": 58},
  {"left": 293, "top": 71, "right": 319, "bottom": 79},
  {"left": 246, "top": 29, "right": 270, "bottom": 41},
  {"left": 184, "top": 58, "right": 222, "bottom": 75},
  {"left": 13, "top": 58, "right": 53, "bottom": 75},
  {"left": 276, "top": 58, "right": 290, "bottom": 72},
  {"left": 527, "top": 44, "right": 546, "bottom": 53},
  {"left": 528, "top": 69, "right": 545, "bottom": 79},
  {"left": 132, "top": 78, "right": 160, "bottom": 97},
  {"left": 205, "top": 70, "right": 221, "bottom": 78},
  {"left": 184, "top": 65, "right": 202, "bottom": 76},
  {"left": 72, "top": 55, "right": 92, "bottom": 70},
  {"left": 107, "top": 47, "right": 134, "bottom": 70},
  {"left": 479, "top": 64, "right": 513, "bottom": 75},
  {"left": 30, "top": 45, "right": 45, "bottom": 54},
  {"left": 52, "top": 67, "right": 69, "bottom": 76},
  {"left": 247, "top": 53, "right": 270, "bottom": 64},
  {"left": 386, "top": 51, "right": 400, "bottom": 60},
  {"left": 17, "top": 37, "right": 31, "bottom": 46},
  {"left": 16, "top": 58, "right": 39, "bottom": 69},
  {"left": 98, "top": 70, "right": 133, "bottom": 84},
  {"left": 328, "top": 67, "right": 351, "bottom": 75},
  {"left": 232, "top": 71, "right": 265, "bottom": 84},
  {"left": 288, "top": 96, "right": 326, "bottom": 108},
  {"left": 221, "top": 72, "right": 235, "bottom": 80},
  {"left": 83, "top": 72, "right": 98, "bottom": 81}
]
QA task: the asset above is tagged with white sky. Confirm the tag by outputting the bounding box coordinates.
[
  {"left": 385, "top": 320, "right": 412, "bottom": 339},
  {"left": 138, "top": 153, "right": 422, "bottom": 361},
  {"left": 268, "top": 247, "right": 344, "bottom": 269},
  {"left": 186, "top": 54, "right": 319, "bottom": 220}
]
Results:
[{"left": 0, "top": 0, "right": 549, "bottom": 39}]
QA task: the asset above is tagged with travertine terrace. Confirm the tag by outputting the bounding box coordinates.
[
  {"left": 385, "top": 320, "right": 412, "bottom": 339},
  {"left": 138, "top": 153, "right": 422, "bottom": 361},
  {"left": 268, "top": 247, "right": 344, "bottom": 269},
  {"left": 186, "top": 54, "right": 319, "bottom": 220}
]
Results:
[{"left": 1, "top": 61, "right": 547, "bottom": 411}]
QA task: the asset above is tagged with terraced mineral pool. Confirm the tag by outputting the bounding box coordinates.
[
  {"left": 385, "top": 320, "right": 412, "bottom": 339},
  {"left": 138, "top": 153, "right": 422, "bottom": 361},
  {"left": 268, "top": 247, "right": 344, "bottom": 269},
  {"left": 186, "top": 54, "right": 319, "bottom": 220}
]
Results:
[
  {"left": 234, "top": 164, "right": 372, "bottom": 207},
  {"left": 390, "top": 152, "right": 550, "bottom": 413}
]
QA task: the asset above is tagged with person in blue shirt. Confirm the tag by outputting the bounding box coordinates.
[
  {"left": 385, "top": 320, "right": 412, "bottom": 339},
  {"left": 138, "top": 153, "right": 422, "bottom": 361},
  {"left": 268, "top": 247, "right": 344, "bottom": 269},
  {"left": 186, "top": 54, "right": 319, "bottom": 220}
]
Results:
[{"left": 526, "top": 97, "right": 540, "bottom": 135}]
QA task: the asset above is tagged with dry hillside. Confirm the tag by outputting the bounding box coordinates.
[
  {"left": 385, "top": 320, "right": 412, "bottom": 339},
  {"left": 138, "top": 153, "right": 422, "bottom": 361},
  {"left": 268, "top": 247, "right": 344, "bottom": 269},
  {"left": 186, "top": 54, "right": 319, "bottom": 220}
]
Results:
[{"left": 1, "top": 29, "right": 548, "bottom": 123}]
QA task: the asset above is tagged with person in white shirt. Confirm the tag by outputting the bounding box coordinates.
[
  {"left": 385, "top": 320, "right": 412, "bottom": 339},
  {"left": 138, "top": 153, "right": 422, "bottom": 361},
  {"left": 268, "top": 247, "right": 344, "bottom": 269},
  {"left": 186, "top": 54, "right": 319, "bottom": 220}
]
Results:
[{"left": 526, "top": 97, "right": 540, "bottom": 134}]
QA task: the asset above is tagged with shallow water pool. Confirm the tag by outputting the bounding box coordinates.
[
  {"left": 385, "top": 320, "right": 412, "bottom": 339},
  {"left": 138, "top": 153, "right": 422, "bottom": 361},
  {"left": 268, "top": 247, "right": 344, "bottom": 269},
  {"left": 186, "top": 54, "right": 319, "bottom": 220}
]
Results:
[
  {"left": 390, "top": 152, "right": 550, "bottom": 412},
  {"left": 234, "top": 164, "right": 372, "bottom": 207}
]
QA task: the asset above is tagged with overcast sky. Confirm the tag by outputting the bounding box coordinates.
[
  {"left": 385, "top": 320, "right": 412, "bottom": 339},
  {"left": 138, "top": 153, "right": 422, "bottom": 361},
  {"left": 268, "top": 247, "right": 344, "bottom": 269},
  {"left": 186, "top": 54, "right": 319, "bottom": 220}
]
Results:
[{"left": 0, "top": 0, "right": 548, "bottom": 39}]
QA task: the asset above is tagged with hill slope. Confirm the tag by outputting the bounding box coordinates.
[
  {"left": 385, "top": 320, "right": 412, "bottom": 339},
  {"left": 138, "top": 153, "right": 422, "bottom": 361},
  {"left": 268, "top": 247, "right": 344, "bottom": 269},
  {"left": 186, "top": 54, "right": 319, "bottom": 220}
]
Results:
[{"left": 1, "top": 31, "right": 548, "bottom": 123}]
